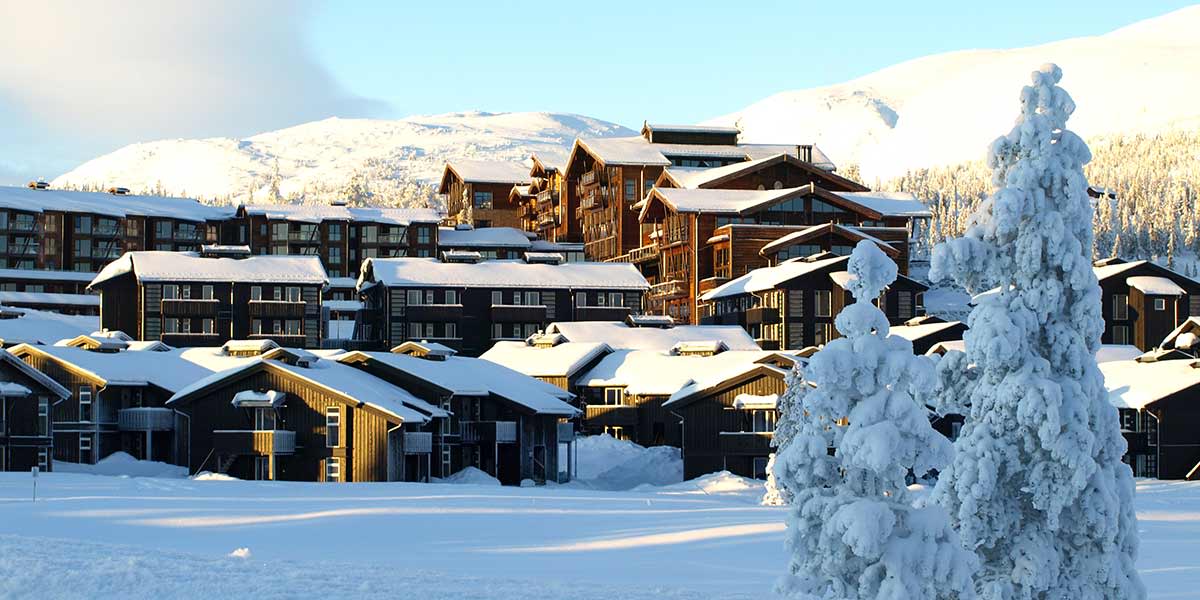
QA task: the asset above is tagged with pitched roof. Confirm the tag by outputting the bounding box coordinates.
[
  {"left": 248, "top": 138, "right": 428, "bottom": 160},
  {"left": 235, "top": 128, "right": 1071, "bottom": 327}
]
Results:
[
  {"left": 444, "top": 160, "right": 531, "bottom": 185},
  {"left": 361, "top": 258, "right": 648, "bottom": 290},
  {"left": 578, "top": 349, "right": 788, "bottom": 398},
  {"left": 660, "top": 154, "right": 868, "bottom": 192},
  {"left": 1093, "top": 260, "right": 1147, "bottom": 282},
  {"left": 759, "top": 223, "right": 898, "bottom": 257},
  {"left": 240, "top": 204, "right": 441, "bottom": 225},
  {"left": 0, "top": 268, "right": 97, "bottom": 282},
  {"left": 437, "top": 226, "right": 533, "bottom": 249},
  {"left": 479, "top": 341, "right": 611, "bottom": 379},
  {"left": 640, "top": 187, "right": 806, "bottom": 217},
  {"left": 835, "top": 191, "right": 930, "bottom": 218},
  {"left": 0, "top": 185, "right": 231, "bottom": 222},
  {"left": 90, "top": 251, "right": 328, "bottom": 287},
  {"left": 1100, "top": 359, "right": 1200, "bottom": 409},
  {"left": 573, "top": 136, "right": 836, "bottom": 170},
  {"left": 1126, "top": 275, "right": 1186, "bottom": 296},
  {"left": 0, "top": 291, "right": 99, "bottom": 307},
  {"left": 887, "top": 320, "right": 966, "bottom": 342},
  {"left": 543, "top": 321, "right": 760, "bottom": 351},
  {"left": 0, "top": 306, "right": 98, "bottom": 346},
  {"left": 700, "top": 255, "right": 849, "bottom": 301},
  {"left": 0, "top": 348, "right": 70, "bottom": 398}
]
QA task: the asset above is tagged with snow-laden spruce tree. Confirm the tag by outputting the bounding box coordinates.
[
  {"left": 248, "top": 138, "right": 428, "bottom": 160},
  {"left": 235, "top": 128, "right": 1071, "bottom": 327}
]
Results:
[
  {"left": 929, "top": 64, "right": 1144, "bottom": 600},
  {"left": 763, "top": 360, "right": 807, "bottom": 506},
  {"left": 775, "top": 240, "right": 976, "bottom": 599}
]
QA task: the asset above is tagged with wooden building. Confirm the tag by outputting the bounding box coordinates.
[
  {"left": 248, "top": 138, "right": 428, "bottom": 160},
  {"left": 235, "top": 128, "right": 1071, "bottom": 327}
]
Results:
[
  {"left": 89, "top": 247, "right": 328, "bottom": 348},
  {"left": 335, "top": 343, "right": 579, "bottom": 484},
  {"left": 520, "top": 155, "right": 578, "bottom": 243},
  {"left": 439, "top": 161, "right": 531, "bottom": 229},
  {"left": 1093, "top": 258, "right": 1200, "bottom": 351},
  {"left": 699, "top": 253, "right": 928, "bottom": 350},
  {"left": 0, "top": 349, "right": 70, "bottom": 472},
  {"left": 356, "top": 254, "right": 648, "bottom": 356},
  {"left": 1101, "top": 358, "right": 1200, "bottom": 479},
  {"left": 887, "top": 316, "right": 968, "bottom": 356},
  {"left": 661, "top": 358, "right": 793, "bottom": 480}
]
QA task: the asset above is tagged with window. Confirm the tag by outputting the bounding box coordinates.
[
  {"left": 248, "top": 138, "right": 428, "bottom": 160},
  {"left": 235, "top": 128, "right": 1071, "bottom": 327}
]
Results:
[
  {"left": 1154, "top": 298, "right": 1167, "bottom": 311},
  {"left": 285, "top": 320, "right": 301, "bottom": 335},
  {"left": 270, "top": 223, "right": 288, "bottom": 242},
  {"left": 417, "top": 227, "right": 431, "bottom": 244},
  {"left": 74, "top": 215, "right": 92, "bottom": 234},
  {"left": 446, "top": 290, "right": 457, "bottom": 305},
  {"left": 445, "top": 322, "right": 457, "bottom": 339},
  {"left": 154, "top": 221, "right": 172, "bottom": 239},
  {"left": 608, "top": 292, "right": 623, "bottom": 307},
  {"left": 252, "top": 319, "right": 263, "bottom": 335},
  {"left": 273, "top": 286, "right": 283, "bottom": 301},
  {"left": 426, "top": 323, "right": 435, "bottom": 338},
  {"left": 254, "top": 407, "right": 276, "bottom": 430},
  {"left": 362, "top": 225, "right": 378, "bottom": 243},
  {"left": 328, "top": 247, "right": 342, "bottom": 265},
  {"left": 181, "top": 319, "right": 192, "bottom": 334},
  {"left": 1113, "top": 325, "right": 1130, "bottom": 345},
  {"left": 624, "top": 179, "right": 636, "bottom": 199},
  {"left": 202, "top": 285, "right": 214, "bottom": 300},
  {"left": 815, "top": 290, "right": 832, "bottom": 317},
  {"left": 287, "top": 287, "right": 301, "bottom": 302},
  {"left": 272, "top": 320, "right": 282, "bottom": 334},
  {"left": 37, "top": 449, "right": 48, "bottom": 471},
  {"left": 512, "top": 291, "right": 521, "bottom": 305},
  {"left": 73, "top": 239, "right": 91, "bottom": 258},
  {"left": 202, "top": 319, "right": 215, "bottom": 334},
  {"left": 162, "top": 285, "right": 178, "bottom": 300},
  {"left": 604, "top": 388, "right": 624, "bottom": 406},
  {"left": 254, "top": 456, "right": 272, "bottom": 481},
  {"left": 524, "top": 291, "right": 539, "bottom": 306},
  {"left": 897, "top": 291, "right": 912, "bottom": 319},
  {"left": 328, "top": 223, "right": 342, "bottom": 241},
  {"left": 595, "top": 293, "right": 606, "bottom": 307},
  {"left": 250, "top": 286, "right": 262, "bottom": 301},
  {"left": 408, "top": 290, "right": 424, "bottom": 305},
  {"left": 751, "top": 410, "right": 777, "bottom": 433},
  {"left": 491, "top": 290, "right": 503, "bottom": 306},
  {"left": 523, "top": 323, "right": 538, "bottom": 338},
  {"left": 492, "top": 323, "right": 504, "bottom": 339},
  {"left": 511, "top": 323, "right": 521, "bottom": 338},
  {"left": 575, "top": 291, "right": 587, "bottom": 307},
  {"left": 182, "top": 285, "right": 192, "bottom": 300},
  {"left": 815, "top": 322, "right": 833, "bottom": 346},
  {"left": 1113, "top": 294, "right": 1129, "bottom": 320},
  {"left": 644, "top": 180, "right": 654, "bottom": 194},
  {"left": 543, "top": 291, "right": 556, "bottom": 318},
  {"left": 79, "top": 435, "right": 93, "bottom": 464},
  {"left": 163, "top": 318, "right": 179, "bottom": 334},
  {"left": 473, "top": 191, "right": 493, "bottom": 210},
  {"left": 325, "top": 457, "right": 341, "bottom": 482},
  {"left": 325, "top": 407, "right": 341, "bottom": 448},
  {"left": 409, "top": 322, "right": 423, "bottom": 339},
  {"left": 38, "top": 397, "right": 49, "bottom": 436},
  {"left": 425, "top": 290, "right": 435, "bottom": 305}
]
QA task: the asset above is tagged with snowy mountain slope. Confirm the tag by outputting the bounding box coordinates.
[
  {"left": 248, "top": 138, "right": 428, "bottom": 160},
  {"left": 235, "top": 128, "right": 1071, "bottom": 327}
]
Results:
[
  {"left": 708, "top": 6, "right": 1200, "bottom": 180},
  {"left": 53, "top": 111, "right": 633, "bottom": 205}
]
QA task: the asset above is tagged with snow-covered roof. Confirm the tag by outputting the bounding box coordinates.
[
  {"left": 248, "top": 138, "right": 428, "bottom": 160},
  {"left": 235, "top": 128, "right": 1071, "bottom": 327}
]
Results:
[
  {"left": 643, "top": 187, "right": 804, "bottom": 216},
  {"left": 55, "top": 335, "right": 129, "bottom": 351},
  {"left": 362, "top": 258, "right": 648, "bottom": 290},
  {"left": 579, "top": 349, "right": 784, "bottom": 398},
  {"left": 327, "top": 277, "right": 359, "bottom": 289},
  {"left": 887, "top": 320, "right": 965, "bottom": 342},
  {"left": 529, "top": 239, "right": 583, "bottom": 253},
  {"left": 0, "top": 381, "right": 31, "bottom": 396},
  {"left": 1126, "top": 276, "right": 1186, "bottom": 296},
  {"left": 446, "top": 160, "right": 531, "bottom": 185},
  {"left": 1093, "top": 260, "right": 1146, "bottom": 282},
  {"left": 759, "top": 223, "right": 896, "bottom": 256},
  {"left": 732, "top": 393, "right": 779, "bottom": 409},
  {"left": 12, "top": 344, "right": 226, "bottom": 390},
  {"left": 644, "top": 123, "right": 740, "bottom": 135},
  {"left": 336, "top": 351, "right": 578, "bottom": 415},
  {"left": 437, "top": 226, "right": 533, "bottom": 248},
  {"left": 0, "top": 268, "right": 97, "bottom": 282},
  {"left": 0, "top": 348, "right": 70, "bottom": 398},
  {"left": 836, "top": 191, "right": 931, "bottom": 218},
  {"left": 544, "top": 321, "right": 760, "bottom": 351},
  {"left": 392, "top": 340, "right": 458, "bottom": 358},
  {"left": 1162, "top": 318, "right": 1200, "bottom": 351},
  {"left": 222, "top": 339, "right": 279, "bottom": 354},
  {"left": 241, "top": 204, "right": 441, "bottom": 225},
  {"left": 1097, "top": 344, "right": 1147, "bottom": 363},
  {"left": 0, "top": 306, "right": 97, "bottom": 346},
  {"left": 1100, "top": 359, "right": 1200, "bottom": 409},
  {"left": 701, "top": 255, "right": 849, "bottom": 301},
  {"left": 0, "top": 185, "right": 232, "bottom": 221},
  {"left": 324, "top": 300, "right": 363, "bottom": 312},
  {"left": 479, "top": 341, "right": 611, "bottom": 378},
  {"left": 828, "top": 271, "right": 854, "bottom": 288},
  {"left": 926, "top": 340, "right": 966, "bottom": 355},
  {"left": 662, "top": 157, "right": 776, "bottom": 189},
  {"left": 0, "top": 291, "right": 99, "bottom": 307},
  {"left": 90, "top": 251, "right": 328, "bottom": 287},
  {"left": 575, "top": 136, "right": 835, "bottom": 170},
  {"left": 231, "top": 389, "right": 287, "bottom": 408}
]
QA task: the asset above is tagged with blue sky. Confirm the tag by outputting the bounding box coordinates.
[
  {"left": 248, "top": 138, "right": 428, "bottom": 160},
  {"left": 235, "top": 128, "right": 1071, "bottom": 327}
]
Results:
[{"left": 0, "top": 1, "right": 1193, "bottom": 183}]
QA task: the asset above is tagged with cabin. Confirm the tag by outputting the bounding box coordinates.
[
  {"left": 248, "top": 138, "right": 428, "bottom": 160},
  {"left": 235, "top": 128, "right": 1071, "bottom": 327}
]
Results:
[
  {"left": 88, "top": 248, "right": 328, "bottom": 348},
  {"left": 699, "top": 253, "right": 928, "bottom": 350},
  {"left": 166, "top": 345, "right": 446, "bottom": 482},
  {"left": 356, "top": 254, "right": 648, "bottom": 356},
  {"left": 439, "top": 161, "right": 531, "bottom": 229},
  {"left": 887, "top": 316, "right": 967, "bottom": 355},
  {"left": 1101, "top": 358, "right": 1200, "bottom": 479},
  {"left": 661, "top": 355, "right": 794, "bottom": 480},
  {"left": 0, "top": 349, "right": 70, "bottom": 471},
  {"left": 1093, "top": 258, "right": 1200, "bottom": 351},
  {"left": 335, "top": 343, "right": 579, "bottom": 484}
]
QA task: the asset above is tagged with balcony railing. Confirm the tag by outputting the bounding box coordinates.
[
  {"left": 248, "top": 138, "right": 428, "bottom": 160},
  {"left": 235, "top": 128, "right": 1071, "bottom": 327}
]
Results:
[
  {"left": 746, "top": 306, "right": 781, "bottom": 325},
  {"left": 628, "top": 244, "right": 659, "bottom": 264},
  {"left": 248, "top": 300, "right": 306, "bottom": 318},
  {"left": 536, "top": 189, "right": 555, "bottom": 203},
  {"left": 648, "top": 279, "right": 686, "bottom": 300},
  {"left": 213, "top": 429, "right": 296, "bottom": 455},
  {"left": 585, "top": 404, "right": 638, "bottom": 428},
  {"left": 717, "top": 431, "right": 774, "bottom": 455},
  {"left": 460, "top": 421, "right": 517, "bottom": 444},
  {"left": 537, "top": 212, "right": 557, "bottom": 227},
  {"left": 581, "top": 170, "right": 597, "bottom": 186},
  {"left": 581, "top": 189, "right": 602, "bottom": 210},
  {"left": 117, "top": 407, "right": 175, "bottom": 432},
  {"left": 403, "top": 431, "right": 433, "bottom": 454}
]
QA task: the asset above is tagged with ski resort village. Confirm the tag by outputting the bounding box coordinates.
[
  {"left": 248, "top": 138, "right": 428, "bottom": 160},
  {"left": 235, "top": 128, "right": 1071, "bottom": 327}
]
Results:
[{"left": 3, "top": 3, "right": 1200, "bottom": 599}]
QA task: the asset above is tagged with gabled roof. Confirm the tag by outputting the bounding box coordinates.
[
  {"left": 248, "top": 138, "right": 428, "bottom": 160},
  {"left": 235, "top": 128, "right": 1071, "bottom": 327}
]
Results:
[
  {"left": 664, "top": 363, "right": 790, "bottom": 409},
  {"left": 638, "top": 186, "right": 807, "bottom": 218},
  {"left": 90, "top": 251, "right": 328, "bottom": 288},
  {"left": 437, "top": 226, "right": 533, "bottom": 249},
  {"left": 1126, "top": 276, "right": 1186, "bottom": 296},
  {"left": 361, "top": 258, "right": 648, "bottom": 290},
  {"left": 0, "top": 307, "right": 99, "bottom": 346},
  {"left": 659, "top": 154, "right": 868, "bottom": 192},
  {"left": 577, "top": 349, "right": 789, "bottom": 399},
  {"left": 887, "top": 320, "right": 966, "bottom": 342},
  {"left": 0, "top": 348, "right": 70, "bottom": 399},
  {"left": 543, "top": 321, "right": 760, "bottom": 351},
  {"left": 759, "top": 223, "right": 898, "bottom": 257},
  {"left": 439, "top": 160, "right": 531, "bottom": 192},
  {"left": 641, "top": 123, "right": 740, "bottom": 136},
  {"left": 336, "top": 351, "right": 578, "bottom": 416},
  {"left": 479, "top": 341, "right": 611, "bottom": 379},
  {"left": 569, "top": 136, "right": 836, "bottom": 170},
  {"left": 0, "top": 185, "right": 231, "bottom": 222},
  {"left": 700, "top": 255, "right": 848, "bottom": 301},
  {"left": 1094, "top": 260, "right": 1148, "bottom": 282},
  {"left": 1159, "top": 317, "right": 1200, "bottom": 352},
  {"left": 836, "top": 191, "right": 931, "bottom": 218},
  {"left": 1100, "top": 359, "right": 1200, "bottom": 409}
]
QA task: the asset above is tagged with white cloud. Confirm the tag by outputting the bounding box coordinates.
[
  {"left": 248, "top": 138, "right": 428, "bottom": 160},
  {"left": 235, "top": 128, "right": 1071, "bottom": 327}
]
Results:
[{"left": 0, "top": 1, "right": 388, "bottom": 182}]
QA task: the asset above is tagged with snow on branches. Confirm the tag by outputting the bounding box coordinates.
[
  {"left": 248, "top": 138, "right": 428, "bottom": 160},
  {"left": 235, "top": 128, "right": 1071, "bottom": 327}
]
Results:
[
  {"left": 775, "top": 240, "right": 975, "bottom": 599},
  {"left": 929, "top": 64, "right": 1145, "bottom": 600}
]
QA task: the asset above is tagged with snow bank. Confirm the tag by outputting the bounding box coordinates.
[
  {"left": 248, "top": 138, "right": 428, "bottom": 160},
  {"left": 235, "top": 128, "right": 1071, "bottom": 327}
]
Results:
[
  {"left": 53, "top": 452, "right": 187, "bottom": 479},
  {"left": 573, "top": 435, "right": 683, "bottom": 490},
  {"left": 437, "top": 466, "right": 500, "bottom": 486},
  {"left": 191, "top": 472, "right": 238, "bottom": 482}
]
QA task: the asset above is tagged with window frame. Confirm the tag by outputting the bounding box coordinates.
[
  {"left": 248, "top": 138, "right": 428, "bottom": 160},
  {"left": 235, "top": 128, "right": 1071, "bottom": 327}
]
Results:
[{"left": 325, "top": 407, "right": 341, "bottom": 448}]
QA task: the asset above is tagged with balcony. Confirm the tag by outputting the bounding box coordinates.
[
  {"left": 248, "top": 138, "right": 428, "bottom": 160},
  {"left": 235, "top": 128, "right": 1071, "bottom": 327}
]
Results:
[
  {"left": 628, "top": 244, "right": 660, "bottom": 264},
  {"left": 403, "top": 431, "right": 433, "bottom": 454},
  {"left": 576, "top": 305, "right": 632, "bottom": 321},
  {"left": 755, "top": 339, "right": 781, "bottom": 351},
  {"left": 700, "top": 313, "right": 741, "bottom": 326},
  {"left": 117, "top": 407, "right": 175, "bottom": 432},
  {"left": 536, "top": 189, "right": 556, "bottom": 204},
  {"left": 406, "top": 304, "right": 463, "bottom": 321},
  {"left": 557, "top": 421, "right": 575, "bottom": 442},
  {"left": 585, "top": 405, "right": 638, "bottom": 428},
  {"left": 648, "top": 279, "right": 686, "bottom": 300},
  {"left": 161, "top": 299, "right": 220, "bottom": 316},
  {"left": 537, "top": 212, "right": 557, "bottom": 228},
  {"left": 94, "top": 227, "right": 121, "bottom": 237},
  {"left": 460, "top": 421, "right": 517, "bottom": 444},
  {"left": 491, "top": 304, "right": 547, "bottom": 322},
  {"left": 580, "top": 190, "right": 602, "bottom": 210},
  {"left": 746, "top": 306, "right": 781, "bottom": 326},
  {"left": 581, "top": 170, "right": 597, "bottom": 186},
  {"left": 718, "top": 431, "right": 773, "bottom": 456},
  {"left": 248, "top": 300, "right": 306, "bottom": 318},
  {"left": 213, "top": 429, "right": 296, "bottom": 455}
]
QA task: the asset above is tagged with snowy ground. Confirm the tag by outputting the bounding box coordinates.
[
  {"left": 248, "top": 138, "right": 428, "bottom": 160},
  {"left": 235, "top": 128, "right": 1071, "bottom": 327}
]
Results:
[{"left": 0, "top": 473, "right": 1197, "bottom": 599}]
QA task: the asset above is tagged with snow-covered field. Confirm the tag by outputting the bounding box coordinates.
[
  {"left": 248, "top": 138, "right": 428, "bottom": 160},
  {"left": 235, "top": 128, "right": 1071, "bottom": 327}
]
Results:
[{"left": 0, "top": 470, "right": 1196, "bottom": 599}]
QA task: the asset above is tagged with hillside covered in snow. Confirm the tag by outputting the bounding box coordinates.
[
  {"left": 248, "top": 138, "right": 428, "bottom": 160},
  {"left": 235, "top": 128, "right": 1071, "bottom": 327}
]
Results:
[
  {"left": 707, "top": 5, "right": 1200, "bottom": 180},
  {"left": 52, "top": 111, "right": 632, "bottom": 207}
]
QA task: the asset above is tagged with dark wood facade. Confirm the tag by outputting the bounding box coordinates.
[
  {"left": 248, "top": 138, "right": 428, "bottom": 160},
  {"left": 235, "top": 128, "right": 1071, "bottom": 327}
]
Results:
[
  {"left": 0, "top": 350, "right": 69, "bottom": 472},
  {"left": 439, "top": 163, "right": 529, "bottom": 230},
  {"left": 1095, "top": 259, "right": 1200, "bottom": 351}
]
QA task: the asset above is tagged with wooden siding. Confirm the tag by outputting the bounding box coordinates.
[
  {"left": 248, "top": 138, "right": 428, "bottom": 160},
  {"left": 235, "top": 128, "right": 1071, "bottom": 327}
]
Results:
[{"left": 673, "top": 369, "right": 787, "bottom": 480}]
